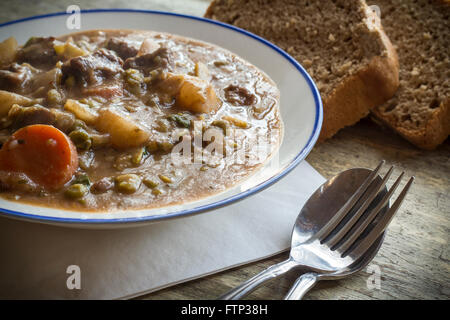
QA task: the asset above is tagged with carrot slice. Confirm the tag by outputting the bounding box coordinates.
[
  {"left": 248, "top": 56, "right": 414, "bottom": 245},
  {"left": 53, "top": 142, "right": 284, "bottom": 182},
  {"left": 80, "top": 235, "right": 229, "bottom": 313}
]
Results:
[{"left": 0, "top": 124, "right": 78, "bottom": 190}]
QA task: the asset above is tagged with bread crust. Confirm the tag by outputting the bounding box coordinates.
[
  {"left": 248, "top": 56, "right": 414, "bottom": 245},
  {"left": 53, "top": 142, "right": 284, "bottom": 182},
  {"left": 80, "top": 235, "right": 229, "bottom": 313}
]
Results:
[
  {"left": 372, "top": 98, "right": 450, "bottom": 150},
  {"left": 204, "top": 1, "right": 216, "bottom": 18}
]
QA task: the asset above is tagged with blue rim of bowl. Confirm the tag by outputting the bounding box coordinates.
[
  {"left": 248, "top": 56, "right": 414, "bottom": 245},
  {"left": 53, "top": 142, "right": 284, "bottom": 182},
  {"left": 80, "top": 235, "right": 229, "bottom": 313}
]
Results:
[{"left": 0, "top": 8, "right": 323, "bottom": 225}]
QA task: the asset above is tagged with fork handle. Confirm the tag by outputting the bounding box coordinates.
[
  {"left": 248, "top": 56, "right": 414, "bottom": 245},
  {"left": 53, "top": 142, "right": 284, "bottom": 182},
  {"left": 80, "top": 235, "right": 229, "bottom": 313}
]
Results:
[
  {"left": 284, "top": 273, "right": 318, "bottom": 300},
  {"left": 219, "top": 259, "right": 299, "bottom": 300}
]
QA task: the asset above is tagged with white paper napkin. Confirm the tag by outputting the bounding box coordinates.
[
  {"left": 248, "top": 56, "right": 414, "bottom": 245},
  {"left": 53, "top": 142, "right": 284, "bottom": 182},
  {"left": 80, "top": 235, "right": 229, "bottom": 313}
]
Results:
[{"left": 0, "top": 161, "right": 325, "bottom": 299}]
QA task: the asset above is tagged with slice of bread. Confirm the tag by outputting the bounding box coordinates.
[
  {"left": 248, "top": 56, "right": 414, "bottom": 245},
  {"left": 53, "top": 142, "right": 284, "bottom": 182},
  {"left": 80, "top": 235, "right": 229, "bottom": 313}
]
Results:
[
  {"left": 205, "top": 0, "right": 399, "bottom": 141},
  {"left": 370, "top": 0, "right": 449, "bottom": 150}
]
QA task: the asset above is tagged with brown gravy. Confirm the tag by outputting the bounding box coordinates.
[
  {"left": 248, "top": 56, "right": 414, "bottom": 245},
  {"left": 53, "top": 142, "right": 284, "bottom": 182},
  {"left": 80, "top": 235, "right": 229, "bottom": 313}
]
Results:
[{"left": 0, "top": 30, "right": 282, "bottom": 211}]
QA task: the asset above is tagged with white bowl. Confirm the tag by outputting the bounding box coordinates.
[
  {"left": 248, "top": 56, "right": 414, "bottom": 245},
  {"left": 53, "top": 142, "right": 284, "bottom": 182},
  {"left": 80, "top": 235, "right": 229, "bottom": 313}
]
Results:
[{"left": 0, "top": 9, "right": 322, "bottom": 228}]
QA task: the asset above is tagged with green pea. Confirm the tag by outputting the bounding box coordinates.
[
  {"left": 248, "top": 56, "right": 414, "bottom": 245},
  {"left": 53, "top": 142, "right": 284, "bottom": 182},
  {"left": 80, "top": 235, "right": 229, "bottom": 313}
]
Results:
[
  {"left": 125, "top": 68, "right": 144, "bottom": 95},
  {"left": 168, "top": 114, "right": 191, "bottom": 128},
  {"left": 115, "top": 174, "right": 141, "bottom": 194},
  {"left": 47, "top": 89, "right": 63, "bottom": 105},
  {"left": 73, "top": 119, "right": 88, "bottom": 130},
  {"left": 151, "top": 188, "right": 162, "bottom": 196},
  {"left": 143, "top": 178, "right": 159, "bottom": 189},
  {"left": 69, "top": 128, "right": 92, "bottom": 150},
  {"left": 158, "top": 174, "right": 172, "bottom": 184},
  {"left": 72, "top": 173, "right": 91, "bottom": 186},
  {"left": 64, "top": 184, "right": 88, "bottom": 199}
]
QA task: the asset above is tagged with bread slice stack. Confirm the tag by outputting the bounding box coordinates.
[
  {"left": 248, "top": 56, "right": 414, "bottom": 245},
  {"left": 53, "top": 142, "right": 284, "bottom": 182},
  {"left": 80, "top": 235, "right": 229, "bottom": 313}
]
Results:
[
  {"left": 371, "top": 0, "right": 449, "bottom": 150},
  {"left": 205, "top": 0, "right": 449, "bottom": 149},
  {"left": 205, "top": 0, "right": 399, "bottom": 141}
]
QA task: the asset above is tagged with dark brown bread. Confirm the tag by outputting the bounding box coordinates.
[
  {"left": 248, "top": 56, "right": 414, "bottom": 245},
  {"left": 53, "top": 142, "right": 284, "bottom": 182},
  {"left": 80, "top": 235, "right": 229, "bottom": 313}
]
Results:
[
  {"left": 205, "top": 0, "right": 399, "bottom": 141},
  {"left": 371, "top": 0, "right": 449, "bottom": 149}
]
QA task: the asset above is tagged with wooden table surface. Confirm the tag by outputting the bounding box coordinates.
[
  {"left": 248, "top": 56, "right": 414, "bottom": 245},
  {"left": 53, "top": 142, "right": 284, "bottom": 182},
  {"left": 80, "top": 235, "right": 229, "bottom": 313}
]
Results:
[{"left": 1, "top": 0, "right": 448, "bottom": 300}]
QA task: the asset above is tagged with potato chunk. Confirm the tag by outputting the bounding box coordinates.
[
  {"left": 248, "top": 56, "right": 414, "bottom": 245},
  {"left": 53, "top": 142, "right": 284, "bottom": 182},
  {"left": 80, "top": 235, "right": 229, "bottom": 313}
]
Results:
[
  {"left": 0, "top": 90, "right": 32, "bottom": 116},
  {"left": 64, "top": 99, "right": 98, "bottom": 124},
  {"left": 194, "top": 62, "right": 210, "bottom": 81},
  {"left": 137, "top": 38, "right": 160, "bottom": 56},
  {"left": 54, "top": 38, "right": 88, "bottom": 59},
  {"left": 160, "top": 73, "right": 221, "bottom": 113},
  {"left": 0, "top": 37, "right": 18, "bottom": 66},
  {"left": 95, "top": 108, "right": 150, "bottom": 149}
]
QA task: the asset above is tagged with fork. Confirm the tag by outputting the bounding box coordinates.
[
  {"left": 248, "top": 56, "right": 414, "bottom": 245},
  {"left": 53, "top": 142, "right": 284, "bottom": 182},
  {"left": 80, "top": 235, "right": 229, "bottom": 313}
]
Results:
[{"left": 220, "top": 161, "right": 414, "bottom": 299}]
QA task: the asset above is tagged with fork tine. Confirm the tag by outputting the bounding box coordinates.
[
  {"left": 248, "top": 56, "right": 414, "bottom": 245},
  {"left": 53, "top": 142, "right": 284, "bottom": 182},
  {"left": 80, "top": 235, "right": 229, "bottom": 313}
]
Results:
[
  {"left": 345, "top": 176, "right": 414, "bottom": 259},
  {"left": 324, "top": 166, "right": 394, "bottom": 248},
  {"left": 336, "top": 171, "right": 405, "bottom": 254},
  {"left": 315, "top": 160, "right": 385, "bottom": 241}
]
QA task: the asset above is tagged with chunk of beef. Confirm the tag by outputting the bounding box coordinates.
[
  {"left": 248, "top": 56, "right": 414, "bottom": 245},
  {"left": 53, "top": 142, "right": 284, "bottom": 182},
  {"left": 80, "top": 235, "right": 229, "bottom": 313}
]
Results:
[
  {"left": 106, "top": 37, "right": 139, "bottom": 60},
  {"left": 123, "top": 47, "right": 174, "bottom": 75},
  {"left": 0, "top": 171, "right": 41, "bottom": 194},
  {"left": 90, "top": 177, "right": 114, "bottom": 194},
  {"left": 62, "top": 49, "right": 123, "bottom": 87},
  {"left": 8, "top": 104, "right": 75, "bottom": 132},
  {"left": 224, "top": 84, "right": 257, "bottom": 106},
  {"left": 8, "top": 104, "right": 55, "bottom": 129},
  {"left": 16, "top": 37, "right": 58, "bottom": 69},
  {"left": 0, "top": 63, "right": 36, "bottom": 92}
]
